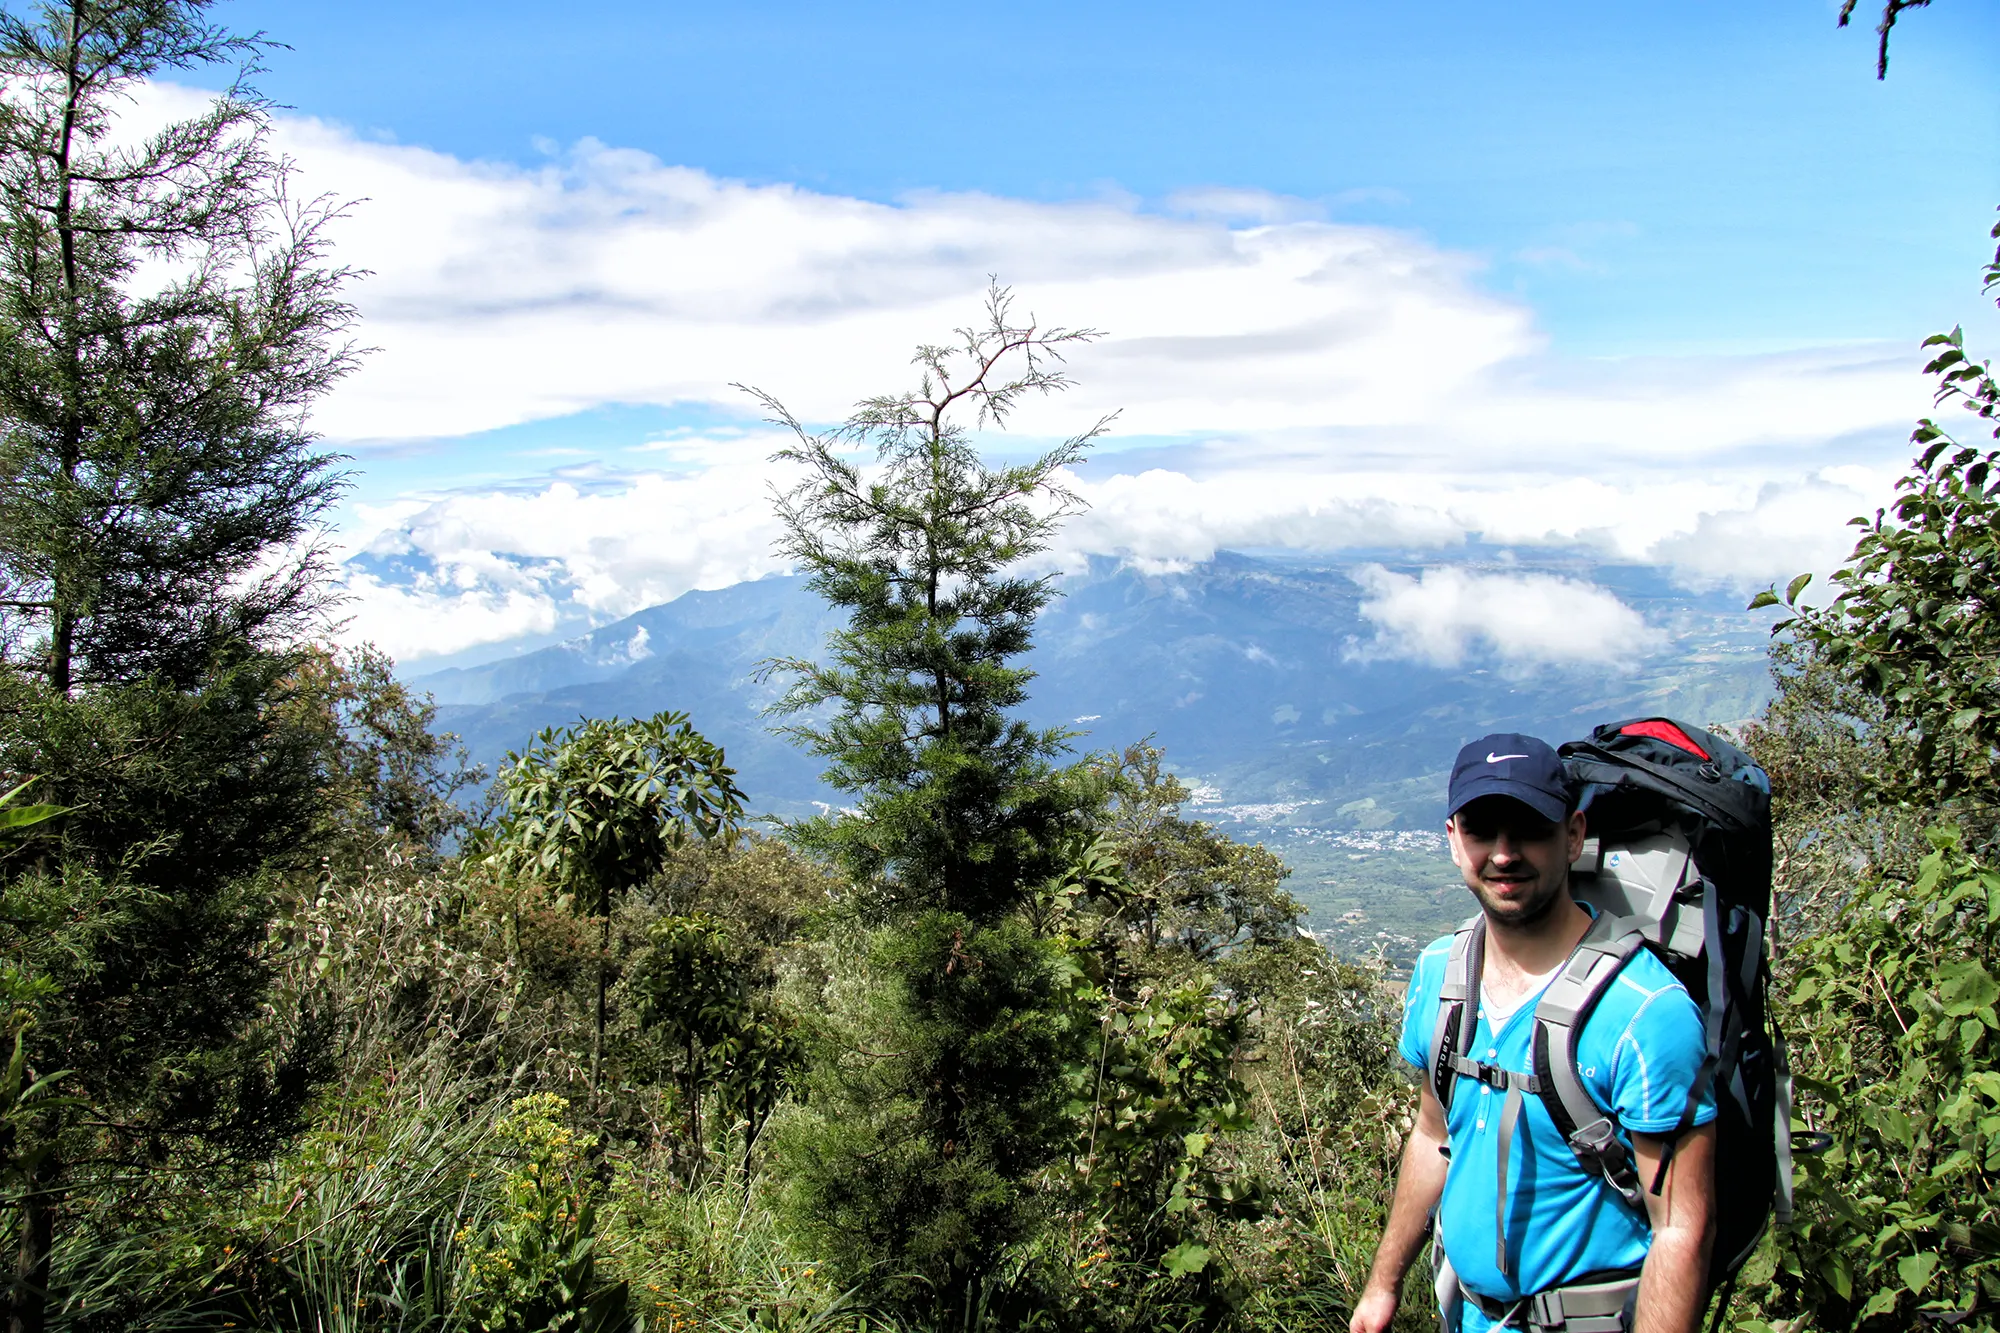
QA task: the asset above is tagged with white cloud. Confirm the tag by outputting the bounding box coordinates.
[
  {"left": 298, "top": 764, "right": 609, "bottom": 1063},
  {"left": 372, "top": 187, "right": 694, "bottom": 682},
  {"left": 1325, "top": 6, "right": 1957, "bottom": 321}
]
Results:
[
  {"left": 1049, "top": 466, "right": 1825, "bottom": 575},
  {"left": 340, "top": 452, "right": 1858, "bottom": 666},
  {"left": 1051, "top": 469, "right": 1467, "bottom": 572},
  {"left": 178, "top": 83, "right": 1519, "bottom": 446},
  {"left": 341, "top": 574, "right": 563, "bottom": 663},
  {"left": 105, "top": 84, "right": 1937, "bottom": 661},
  {"left": 1163, "top": 186, "right": 1325, "bottom": 224},
  {"left": 1347, "top": 565, "right": 1661, "bottom": 670},
  {"left": 164, "top": 82, "right": 1920, "bottom": 465},
  {"left": 1648, "top": 470, "right": 1888, "bottom": 593},
  {"left": 329, "top": 432, "right": 1907, "bottom": 666},
  {"left": 337, "top": 438, "right": 792, "bottom": 662}
]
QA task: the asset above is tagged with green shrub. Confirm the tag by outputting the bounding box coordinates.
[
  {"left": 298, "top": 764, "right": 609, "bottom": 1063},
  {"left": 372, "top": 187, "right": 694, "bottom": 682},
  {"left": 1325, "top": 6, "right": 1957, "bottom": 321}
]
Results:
[
  {"left": 1754, "top": 827, "right": 2000, "bottom": 1330},
  {"left": 459, "top": 1094, "right": 632, "bottom": 1333}
]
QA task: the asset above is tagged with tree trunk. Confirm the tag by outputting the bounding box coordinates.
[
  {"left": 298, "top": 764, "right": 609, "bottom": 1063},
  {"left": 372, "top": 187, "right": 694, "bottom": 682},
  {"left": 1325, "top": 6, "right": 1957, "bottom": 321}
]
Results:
[
  {"left": 591, "top": 908, "right": 610, "bottom": 1104},
  {"left": 686, "top": 1037, "right": 702, "bottom": 1181},
  {"left": 8, "top": 1150, "right": 57, "bottom": 1333},
  {"left": 46, "top": 608, "right": 72, "bottom": 697},
  {"left": 46, "top": 9, "right": 83, "bottom": 700}
]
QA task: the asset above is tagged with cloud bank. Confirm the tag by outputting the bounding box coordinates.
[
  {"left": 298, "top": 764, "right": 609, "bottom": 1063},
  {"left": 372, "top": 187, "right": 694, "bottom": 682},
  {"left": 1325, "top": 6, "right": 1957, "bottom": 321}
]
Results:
[
  {"left": 1348, "top": 565, "right": 1662, "bottom": 670},
  {"left": 276, "top": 109, "right": 1922, "bottom": 465},
  {"left": 341, "top": 433, "right": 795, "bottom": 658},
  {"left": 340, "top": 456, "right": 1886, "bottom": 669},
  {"left": 123, "top": 84, "right": 1932, "bottom": 665}
]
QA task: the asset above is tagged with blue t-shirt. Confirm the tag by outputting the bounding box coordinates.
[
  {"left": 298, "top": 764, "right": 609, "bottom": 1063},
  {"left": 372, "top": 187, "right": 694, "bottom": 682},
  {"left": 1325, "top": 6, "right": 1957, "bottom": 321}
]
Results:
[{"left": 1398, "top": 921, "right": 1716, "bottom": 1326}]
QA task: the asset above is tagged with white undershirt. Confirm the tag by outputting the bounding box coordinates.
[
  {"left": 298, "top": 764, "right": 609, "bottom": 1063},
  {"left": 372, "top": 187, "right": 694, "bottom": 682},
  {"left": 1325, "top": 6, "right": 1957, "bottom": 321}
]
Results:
[{"left": 1480, "top": 961, "right": 1566, "bottom": 1026}]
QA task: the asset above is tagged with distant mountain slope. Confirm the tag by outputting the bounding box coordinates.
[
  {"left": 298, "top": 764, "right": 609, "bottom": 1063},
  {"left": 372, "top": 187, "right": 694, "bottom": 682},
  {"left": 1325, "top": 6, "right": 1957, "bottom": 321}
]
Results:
[
  {"left": 421, "top": 573, "right": 847, "bottom": 812},
  {"left": 418, "top": 548, "right": 1772, "bottom": 844},
  {"left": 417, "top": 548, "right": 1773, "bottom": 952}
]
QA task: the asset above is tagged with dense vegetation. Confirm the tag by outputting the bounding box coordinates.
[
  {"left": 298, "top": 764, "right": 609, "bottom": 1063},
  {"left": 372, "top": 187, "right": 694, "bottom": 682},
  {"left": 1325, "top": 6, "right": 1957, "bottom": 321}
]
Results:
[{"left": 0, "top": 2, "right": 1990, "bottom": 1330}]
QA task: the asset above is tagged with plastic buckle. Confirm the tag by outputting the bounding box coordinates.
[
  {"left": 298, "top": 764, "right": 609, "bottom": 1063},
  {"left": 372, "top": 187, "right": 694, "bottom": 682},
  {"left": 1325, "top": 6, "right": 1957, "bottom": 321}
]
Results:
[
  {"left": 1568, "top": 1116, "right": 1619, "bottom": 1159},
  {"left": 1466, "top": 1061, "right": 1538, "bottom": 1093}
]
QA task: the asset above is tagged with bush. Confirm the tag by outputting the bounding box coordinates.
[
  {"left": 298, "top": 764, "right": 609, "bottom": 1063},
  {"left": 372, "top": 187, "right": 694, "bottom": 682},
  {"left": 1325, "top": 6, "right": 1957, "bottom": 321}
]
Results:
[
  {"left": 1750, "top": 827, "right": 2000, "bottom": 1330},
  {"left": 460, "top": 1094, "right": 631, "bottom": 1333}
]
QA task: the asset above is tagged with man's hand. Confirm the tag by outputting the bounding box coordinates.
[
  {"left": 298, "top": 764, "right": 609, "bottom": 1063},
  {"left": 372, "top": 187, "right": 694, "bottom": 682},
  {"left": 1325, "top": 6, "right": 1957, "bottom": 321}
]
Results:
[
  {"left": 1630, "top": 1121, "right": 1716, "bottom": 1333},
  {"left": 1349, "top": 1282, "right": 1401, "bottom": 1333},
  {"left": 1350, "top": 1084, "right": 1450, "bottom": 1333}
]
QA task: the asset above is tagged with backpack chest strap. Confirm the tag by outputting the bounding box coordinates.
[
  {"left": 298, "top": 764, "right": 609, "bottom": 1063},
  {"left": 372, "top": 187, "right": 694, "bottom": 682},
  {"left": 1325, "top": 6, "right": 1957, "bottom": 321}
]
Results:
[
  {"left": 1440, "top": 1052, "right": 1543, "bottom": 1279},
  {"left": 1430, "top": 912, "right": 1653, "bottom": 1277},
  {"left": 1444, "top": 1055, "right": 1541, "bottom": 1095}
]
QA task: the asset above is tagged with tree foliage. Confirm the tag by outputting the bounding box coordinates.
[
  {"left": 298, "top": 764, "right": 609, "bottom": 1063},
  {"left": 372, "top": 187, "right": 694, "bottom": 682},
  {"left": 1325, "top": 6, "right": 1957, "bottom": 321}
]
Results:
[
  {"left": 752, "top": 284, "right": 1115, "bottom": 1318},
  {"left": 490, "top": 710, "right": 744, "bottom": 1099},
  {"left": 750, "top": 281, "right": 1112, "bottom": 924},
  {"left": 0, "top": 652, "right": 336, "bottom": 1331},
  {"left": 1771, "top": 828, "right": 2000, "bottom": 1327},
  {"left": 775, "top": 911, "right": 1078, "bottom": 1315},
  {"left": 633, "top": 912, "right": 801, "bottom": 1180},
  {"left": 0, "top": 0, "right": 358, "bottom": 693},
  {"left": 279, "top": 643, "right": 486, "bottom": 858},
  {"left": 493, "top": 712, "right": 744, "bottom": 914},
  {"left": 1735, "top": 139, "right": 2000, "bottom": 1326},
  {"left": 1070, "top": 980, "right": 1265, "bottom": 1313},
  {"left": 1838, "top": 0, "right": 1932, "bottom": 79},
  {"left": 1754, "top": 223, "right": 2000, "bottom": 821},
  {"left": 0, "top": 10, "right": 372, "bottom": 1324},
  {"left": 1061, "top": 741, "right": 1305, "bottom": 990}
]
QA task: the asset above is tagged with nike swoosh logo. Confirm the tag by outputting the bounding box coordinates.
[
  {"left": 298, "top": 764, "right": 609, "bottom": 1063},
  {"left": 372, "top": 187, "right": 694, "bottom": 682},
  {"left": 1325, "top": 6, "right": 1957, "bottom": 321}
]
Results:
[{"left": 1486, "top": 752, "right": 1529, "bottom": 763}]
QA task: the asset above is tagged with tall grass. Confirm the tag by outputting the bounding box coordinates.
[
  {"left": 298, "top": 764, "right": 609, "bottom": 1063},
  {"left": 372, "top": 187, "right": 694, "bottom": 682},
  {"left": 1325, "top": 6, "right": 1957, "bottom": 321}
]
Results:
[
  {"left": 233, "top": 1073, "right": 504, "bottom": 1333},
  {"left": 42, "top": 1057, "right": 513, "bottom": 1331}
]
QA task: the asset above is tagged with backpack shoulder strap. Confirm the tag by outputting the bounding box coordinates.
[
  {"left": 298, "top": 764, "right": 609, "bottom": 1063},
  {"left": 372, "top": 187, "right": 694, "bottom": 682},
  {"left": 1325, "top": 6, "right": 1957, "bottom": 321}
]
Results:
[
  {"left": 1428, "top": 914, "right": 1485, "bottom": 1112},
  {"left": 1532, "top": 913, "right": 1649, "bottom": 1213}
]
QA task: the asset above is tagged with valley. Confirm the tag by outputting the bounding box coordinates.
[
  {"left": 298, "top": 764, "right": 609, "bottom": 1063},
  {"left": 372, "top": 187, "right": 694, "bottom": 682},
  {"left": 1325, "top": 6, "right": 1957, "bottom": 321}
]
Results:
[{"left": 416, "top": 547, "right": 1775, "bottom": 958}]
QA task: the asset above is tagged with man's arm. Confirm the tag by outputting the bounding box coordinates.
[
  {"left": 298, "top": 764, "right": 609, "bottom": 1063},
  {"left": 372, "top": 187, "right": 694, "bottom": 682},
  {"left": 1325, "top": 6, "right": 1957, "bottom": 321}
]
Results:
[
  {"left": 1629, "top": 1121, "right": 1716, "bottom": 1333},
  {"left": 1350, "top": 1083, "right": 1450, "bottom": 1333}
]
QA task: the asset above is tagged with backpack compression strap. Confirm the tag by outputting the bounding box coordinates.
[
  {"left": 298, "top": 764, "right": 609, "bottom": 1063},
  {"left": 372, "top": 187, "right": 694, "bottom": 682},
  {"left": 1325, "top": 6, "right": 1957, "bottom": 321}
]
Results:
[{"left": 1531, "top": 913, "right": 1650, "bottom": 1216}]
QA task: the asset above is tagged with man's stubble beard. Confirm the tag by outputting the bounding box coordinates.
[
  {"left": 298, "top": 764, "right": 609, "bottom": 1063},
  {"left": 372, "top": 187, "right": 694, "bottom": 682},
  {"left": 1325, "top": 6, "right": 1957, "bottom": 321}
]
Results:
[{"left": 1470, "top": 868, "right": 1570, "bottom": 930}]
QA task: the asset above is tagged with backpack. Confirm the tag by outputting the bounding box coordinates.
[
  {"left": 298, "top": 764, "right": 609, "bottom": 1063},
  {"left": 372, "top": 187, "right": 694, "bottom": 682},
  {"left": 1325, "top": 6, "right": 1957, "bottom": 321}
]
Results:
[{"left": 1426, "top": 716, "right": 1792, "bottom": 1294}]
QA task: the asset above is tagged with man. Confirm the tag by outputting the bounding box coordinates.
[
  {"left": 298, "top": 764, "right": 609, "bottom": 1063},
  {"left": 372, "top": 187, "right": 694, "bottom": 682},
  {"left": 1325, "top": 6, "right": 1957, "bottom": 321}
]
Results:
[{"left": 1349, "top": 734, "right": 1716, "bottom": 1333}]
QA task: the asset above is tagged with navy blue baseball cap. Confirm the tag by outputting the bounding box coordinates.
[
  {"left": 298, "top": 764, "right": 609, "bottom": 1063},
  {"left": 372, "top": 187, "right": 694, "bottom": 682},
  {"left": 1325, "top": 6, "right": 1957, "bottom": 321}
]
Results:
[{"left": 1447, "top": 733, "right": 1569, "bottom": 823}]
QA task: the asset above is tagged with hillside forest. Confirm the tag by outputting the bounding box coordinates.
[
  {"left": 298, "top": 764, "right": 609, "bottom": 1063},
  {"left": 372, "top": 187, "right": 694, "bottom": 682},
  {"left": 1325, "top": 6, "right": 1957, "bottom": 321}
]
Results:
[{"left": 0, "top": 2, "right": 1994, "bottom": 1331}]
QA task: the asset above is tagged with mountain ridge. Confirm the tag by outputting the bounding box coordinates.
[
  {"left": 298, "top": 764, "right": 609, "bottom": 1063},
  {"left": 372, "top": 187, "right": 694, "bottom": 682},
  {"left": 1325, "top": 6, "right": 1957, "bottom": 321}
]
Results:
[
  {"left": 417, "top": 547, "right": 1770, "bottom": 818},
  {"left": 415, "top": 548, "right": 1772, "bottom": 952}
]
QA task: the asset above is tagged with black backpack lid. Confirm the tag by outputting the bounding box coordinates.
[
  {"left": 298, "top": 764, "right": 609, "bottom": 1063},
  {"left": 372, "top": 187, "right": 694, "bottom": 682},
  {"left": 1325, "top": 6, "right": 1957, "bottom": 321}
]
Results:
[{"left": 1560, "top": 716, "right": 1769, "bottom": 835}]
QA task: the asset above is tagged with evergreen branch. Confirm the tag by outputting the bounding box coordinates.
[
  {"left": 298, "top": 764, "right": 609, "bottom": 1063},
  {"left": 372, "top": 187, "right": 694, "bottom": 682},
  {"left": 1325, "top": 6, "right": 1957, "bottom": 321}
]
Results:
[{"left": 1837, "top": 0, "right": 1933, "bottom": 78}]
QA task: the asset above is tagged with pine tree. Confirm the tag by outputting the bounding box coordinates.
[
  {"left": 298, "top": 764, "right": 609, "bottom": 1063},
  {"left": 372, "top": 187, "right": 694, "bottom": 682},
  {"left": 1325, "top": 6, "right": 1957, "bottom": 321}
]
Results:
[
  {"left": 0, "top": 6, "right": 358, "bottom": 1326},
  {"left": 751, "top": 284, "right": 1114, "bottom": 1318},
  {"left": 0, "top": 0, "right": 357, "bottom": 693}
]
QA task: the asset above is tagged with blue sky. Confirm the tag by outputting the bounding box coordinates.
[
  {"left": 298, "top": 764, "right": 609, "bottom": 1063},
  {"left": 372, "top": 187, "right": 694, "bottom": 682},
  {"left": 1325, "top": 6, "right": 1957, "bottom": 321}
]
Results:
[
  {"left": 227, "top": 0, "right": 1996, "bottom": 353},
  {"left": 182, "top": 0, "right": 2000, "bottom": 666}
]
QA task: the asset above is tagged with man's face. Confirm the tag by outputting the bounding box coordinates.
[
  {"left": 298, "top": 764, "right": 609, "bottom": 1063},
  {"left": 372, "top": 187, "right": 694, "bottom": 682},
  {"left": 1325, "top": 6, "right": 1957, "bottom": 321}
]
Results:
[{"left": 1446, "top": 795, "right": 1588, "bottom": 929}]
